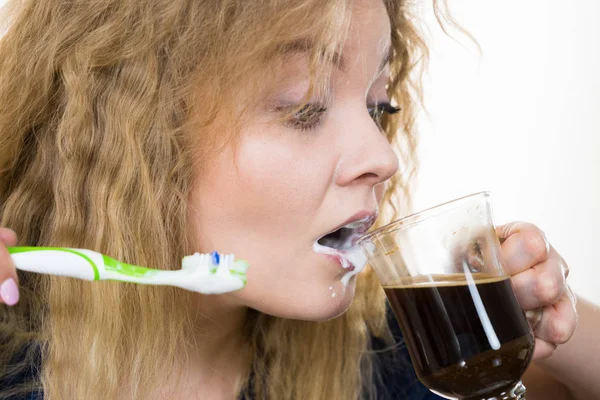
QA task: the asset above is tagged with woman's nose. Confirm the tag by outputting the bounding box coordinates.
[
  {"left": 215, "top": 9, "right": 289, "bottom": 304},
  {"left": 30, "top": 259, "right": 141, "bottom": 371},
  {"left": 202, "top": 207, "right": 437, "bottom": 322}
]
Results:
[{"left": 335, "top": 112, "right": 399, "bottom": 188}]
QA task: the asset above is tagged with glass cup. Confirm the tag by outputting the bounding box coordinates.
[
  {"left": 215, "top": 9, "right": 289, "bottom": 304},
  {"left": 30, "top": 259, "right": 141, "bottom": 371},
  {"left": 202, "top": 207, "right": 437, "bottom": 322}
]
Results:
[{"left": 358, "top": 192, "right": 534, "bottom": 400}]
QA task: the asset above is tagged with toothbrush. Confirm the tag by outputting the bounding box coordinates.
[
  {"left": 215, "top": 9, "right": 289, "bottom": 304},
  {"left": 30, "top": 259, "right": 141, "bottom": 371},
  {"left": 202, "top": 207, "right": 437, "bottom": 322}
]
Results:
[{"left": 7, "top": 247, "right": 249, "bottom": 295}]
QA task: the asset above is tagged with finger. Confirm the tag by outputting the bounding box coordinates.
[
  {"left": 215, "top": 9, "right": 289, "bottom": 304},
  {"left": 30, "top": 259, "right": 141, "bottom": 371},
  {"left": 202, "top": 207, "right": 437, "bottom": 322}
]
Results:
[
  {"left": 510, "top": 249, "right": 566, "bottom": 310},
  {"left": 534, "top": 289, "right": 578, "bottom": 346},
  {"left": 532, "top": 338, "right": 558, "bottom": 360},
  {"left": 525, "top": 307, "right": 544, "bottom": 330},
  {"left": 0, "top": 235, "right": 20, "bottom": 306},
  {"left": 561, "top": 254, "right": 570, "bottom": 279},
  {"left": 566, "top": 283, "right": 577, "bottom": 308},
  {"left": 497, "top": 222, "right": 550, "bottom": 275},
  {"left": 0, "top": 227, "right": 17, "bottom": 247}
]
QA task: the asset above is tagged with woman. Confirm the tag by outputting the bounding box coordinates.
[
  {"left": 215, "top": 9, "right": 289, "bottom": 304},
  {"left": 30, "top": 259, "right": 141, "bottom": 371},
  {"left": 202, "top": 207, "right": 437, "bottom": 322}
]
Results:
[{"left": 0, "top": 0, "right": 596, "bottom": 399}]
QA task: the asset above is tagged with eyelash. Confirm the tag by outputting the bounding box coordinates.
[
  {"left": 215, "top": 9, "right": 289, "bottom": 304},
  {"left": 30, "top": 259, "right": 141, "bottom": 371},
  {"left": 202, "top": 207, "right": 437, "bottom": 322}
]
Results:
[
  {"left": 368, "top": 103, "right": 401, "bottom": 130},
  {"left": 283, "top": 103, "right": 328, "bottom": 132},
  {"left": 283, "top": 102, "right": 401, "bottom": 132}
]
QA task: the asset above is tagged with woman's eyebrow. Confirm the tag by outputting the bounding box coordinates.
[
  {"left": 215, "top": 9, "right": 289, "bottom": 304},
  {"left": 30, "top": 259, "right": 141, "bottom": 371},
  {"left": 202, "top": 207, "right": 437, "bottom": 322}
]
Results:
[
  {"left": 368, "top": 44, "right": 392, "bottom": 89},
  {"left": 377, "top": 45, "right": 392, "bottom": 75},
  {"left": 277, "top": 39, "right": 346, "bottom": 71},
  {"left": 278, "top": 39, "right": 391, "bottom": 76}
]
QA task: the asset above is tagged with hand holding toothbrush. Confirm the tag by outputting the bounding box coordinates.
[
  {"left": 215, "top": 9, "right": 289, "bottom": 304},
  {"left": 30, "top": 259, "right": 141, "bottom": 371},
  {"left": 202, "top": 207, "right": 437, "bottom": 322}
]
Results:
[{"left": 0, "top": 227, "right": 19, "bottom": 305}]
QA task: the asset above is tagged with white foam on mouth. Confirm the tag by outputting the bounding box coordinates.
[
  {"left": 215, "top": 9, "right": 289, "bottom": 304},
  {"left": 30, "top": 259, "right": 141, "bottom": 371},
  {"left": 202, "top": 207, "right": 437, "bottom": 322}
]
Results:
[
  {"left": 340, "top": 247, "right": 367, "bottom": 287},
  {"left": 312, "top": 242, "right": 368, "bottom": 287}
]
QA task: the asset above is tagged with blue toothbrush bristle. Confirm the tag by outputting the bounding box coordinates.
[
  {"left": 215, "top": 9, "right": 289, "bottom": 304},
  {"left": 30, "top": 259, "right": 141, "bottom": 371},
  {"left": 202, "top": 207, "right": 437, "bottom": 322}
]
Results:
[{"left": 211, "top": 251, "right": 220, "bottom": 265}]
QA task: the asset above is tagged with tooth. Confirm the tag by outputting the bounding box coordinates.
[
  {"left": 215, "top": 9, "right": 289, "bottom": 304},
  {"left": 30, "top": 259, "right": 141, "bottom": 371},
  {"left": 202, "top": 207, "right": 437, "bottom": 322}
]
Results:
[{"left": 344, "top": 218, "right": 366, "bottom": 229}]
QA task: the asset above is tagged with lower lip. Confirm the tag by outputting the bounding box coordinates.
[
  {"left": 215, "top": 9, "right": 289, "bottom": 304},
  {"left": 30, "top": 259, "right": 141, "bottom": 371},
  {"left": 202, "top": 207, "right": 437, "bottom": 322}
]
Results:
[{"left": 322, "top": 253, "right": 356, "bottom": 272}]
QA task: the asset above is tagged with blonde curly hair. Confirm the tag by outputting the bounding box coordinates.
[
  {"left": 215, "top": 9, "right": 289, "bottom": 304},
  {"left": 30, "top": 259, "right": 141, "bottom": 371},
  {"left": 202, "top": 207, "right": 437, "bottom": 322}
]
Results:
[{"left": 0, "top": 0, "right": 444, "bottom": 398}]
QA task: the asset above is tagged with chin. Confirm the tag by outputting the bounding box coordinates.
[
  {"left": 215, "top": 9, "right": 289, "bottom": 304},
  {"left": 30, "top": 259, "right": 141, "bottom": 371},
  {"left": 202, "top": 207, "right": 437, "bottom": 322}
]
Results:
[{"left": 242, "top": 274, "right": 359, "bottom": 322}]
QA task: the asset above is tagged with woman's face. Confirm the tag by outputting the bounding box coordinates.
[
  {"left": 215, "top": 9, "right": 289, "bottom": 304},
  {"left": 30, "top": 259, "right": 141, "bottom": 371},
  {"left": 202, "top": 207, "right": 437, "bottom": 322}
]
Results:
[{"left": 190, "top": 1, "right": 398, "bottom": 320}]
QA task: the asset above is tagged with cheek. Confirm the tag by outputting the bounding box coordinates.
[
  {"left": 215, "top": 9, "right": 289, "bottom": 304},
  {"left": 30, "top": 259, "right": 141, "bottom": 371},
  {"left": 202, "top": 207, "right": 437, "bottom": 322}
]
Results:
[
  {"left": 190, "top": 127, "right": 352, "bottom": 320},
  {"left": 189, "top": 128, "right": 335, "bottom": 254},
  {"left": 375, "top": 181, "right": 387, "bottom": 203},
  {"left": 235, "top": 134, "right": 331, "bottom": 224}
]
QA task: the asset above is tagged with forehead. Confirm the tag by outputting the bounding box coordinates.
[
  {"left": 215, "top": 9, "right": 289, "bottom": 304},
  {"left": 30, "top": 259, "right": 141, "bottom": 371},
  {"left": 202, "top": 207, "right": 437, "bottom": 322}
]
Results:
[
  {"left": 276, "top": 2, "right": 391, "bottom": 72},
  {"left": 247, "top": 0, "right": 392, "bottom": 101},
  {"left": 323, "top": 0, "right": 392, "bottom": 79},
  {"left": 331, "top": 1, "right": 392, "bottom": 82},
  {"left": 345, "top": 0, "right": 391, "bottom": 50}
]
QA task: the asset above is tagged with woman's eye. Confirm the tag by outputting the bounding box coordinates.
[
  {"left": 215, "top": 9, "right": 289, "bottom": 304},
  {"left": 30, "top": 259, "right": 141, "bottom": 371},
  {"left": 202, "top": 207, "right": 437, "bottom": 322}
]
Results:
[
  {"left": 282, "top": 103, "right": 328, "bottom": 132},
  {"left": 368, "top": 102, "right": 401, "bottom": 129}
]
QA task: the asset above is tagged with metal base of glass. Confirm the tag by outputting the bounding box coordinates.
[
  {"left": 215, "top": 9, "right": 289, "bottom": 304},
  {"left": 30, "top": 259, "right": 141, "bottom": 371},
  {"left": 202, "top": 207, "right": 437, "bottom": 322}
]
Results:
[{"left": 464, "top": 381, "right": 526, "bottom": 400}]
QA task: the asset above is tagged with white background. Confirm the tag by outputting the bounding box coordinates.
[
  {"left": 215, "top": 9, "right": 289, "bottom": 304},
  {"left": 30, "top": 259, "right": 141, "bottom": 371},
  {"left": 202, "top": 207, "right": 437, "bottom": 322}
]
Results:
[
  {"left": 1, "top": 1, "right": 598, "bottom": 303},
  {"left": 413, "top": 1, "right": 600, "bottom": 304}
]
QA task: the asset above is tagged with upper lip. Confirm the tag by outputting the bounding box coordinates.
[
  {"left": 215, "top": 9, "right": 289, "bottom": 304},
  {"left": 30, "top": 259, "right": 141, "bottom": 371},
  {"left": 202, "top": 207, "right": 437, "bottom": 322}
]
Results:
[{"left": 320, "top": 210, "right": 379, "bottom": 240}]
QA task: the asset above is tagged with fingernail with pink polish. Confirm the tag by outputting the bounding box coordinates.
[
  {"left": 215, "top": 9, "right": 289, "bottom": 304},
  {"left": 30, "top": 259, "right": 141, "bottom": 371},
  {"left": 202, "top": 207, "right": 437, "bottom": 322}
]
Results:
[{"left": 1, "top": 278, "right": 19, "bottom": 305}]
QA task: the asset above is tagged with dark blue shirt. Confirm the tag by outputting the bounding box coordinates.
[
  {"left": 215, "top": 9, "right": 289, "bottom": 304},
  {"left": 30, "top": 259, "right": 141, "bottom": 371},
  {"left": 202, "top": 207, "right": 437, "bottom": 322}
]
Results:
[
  {"left": 369, "top": 310, "right": 443, "bottom": 399},
  {"left": 1, "top": 313, "right": 442, "bottom": 399}
]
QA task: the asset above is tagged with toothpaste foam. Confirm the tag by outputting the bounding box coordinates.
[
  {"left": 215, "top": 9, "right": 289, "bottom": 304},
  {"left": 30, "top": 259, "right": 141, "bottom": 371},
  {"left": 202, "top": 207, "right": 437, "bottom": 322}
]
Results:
[
  {"left": 312, "top": 243, "right": 368, "bottom": 287},
  {"left": 340, "top": 247, "right": 367, "bottom": 287}
]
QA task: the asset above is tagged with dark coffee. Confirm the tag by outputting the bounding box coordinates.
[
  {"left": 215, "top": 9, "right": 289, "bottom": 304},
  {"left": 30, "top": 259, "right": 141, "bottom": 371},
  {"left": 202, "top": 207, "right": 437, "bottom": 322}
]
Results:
[{"left": 384, "top": 274, "right": 534, "bottom": 399}]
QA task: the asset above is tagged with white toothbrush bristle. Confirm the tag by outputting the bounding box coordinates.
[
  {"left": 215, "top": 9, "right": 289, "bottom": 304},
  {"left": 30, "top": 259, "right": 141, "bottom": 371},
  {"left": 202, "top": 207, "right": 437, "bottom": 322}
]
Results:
[
  {"left": 181, "top": 253, "right": 245, "bottom": 273},
  {"left": 181, "top": 252, "right": 213, "bottom": 272},
  {"left": 178, "top": 252, "right": 248, "bottom": 295}
]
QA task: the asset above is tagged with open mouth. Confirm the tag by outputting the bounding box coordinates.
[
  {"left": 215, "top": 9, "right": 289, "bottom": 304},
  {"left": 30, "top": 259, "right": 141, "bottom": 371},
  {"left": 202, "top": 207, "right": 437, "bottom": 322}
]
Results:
[{"left": 316, "top": 214, "right": 377, "bottom": 251}]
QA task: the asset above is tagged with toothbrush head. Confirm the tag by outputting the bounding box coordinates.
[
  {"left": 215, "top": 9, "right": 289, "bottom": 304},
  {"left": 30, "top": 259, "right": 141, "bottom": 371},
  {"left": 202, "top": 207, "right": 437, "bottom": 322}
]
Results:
[{"left": 179, "top": 252, "right": 248, "bottom": 294}]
